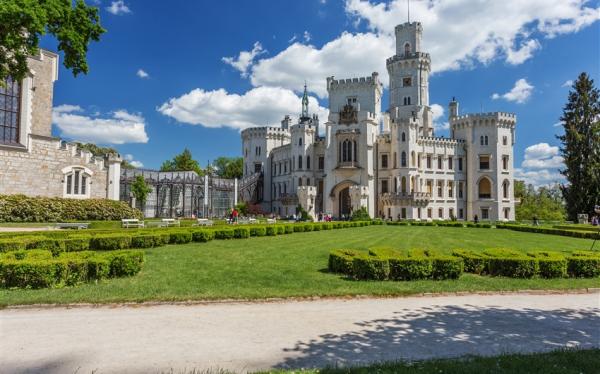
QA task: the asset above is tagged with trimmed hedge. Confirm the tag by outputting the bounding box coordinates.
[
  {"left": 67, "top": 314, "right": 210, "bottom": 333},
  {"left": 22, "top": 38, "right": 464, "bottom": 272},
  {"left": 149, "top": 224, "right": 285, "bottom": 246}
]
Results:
[
  {"left": 90, "top": 234, "right": 132, "bottom": 251},
  {"left": 0, "top": 194, "right": 143, "bottom": 222},
  {"left": 168, "top": 231, "right": 193, "bottom": 244},
  {"left": 352, "top": 254, "right": 389, "bottom": 280},
  {"left": 452, "top": 249, "right": 488, "bottom": 274},
  {"left": 328, "top": 249, "right": 360, "bottom": 274},
  {"left": 527, "top": 251, "right": 567, "bottom": 278},
  {"left": 496, "top": 223, "right": 599, "bottom": 240},
  {"left": 0, "top": 250, "right": 145, "bottom": 288}
]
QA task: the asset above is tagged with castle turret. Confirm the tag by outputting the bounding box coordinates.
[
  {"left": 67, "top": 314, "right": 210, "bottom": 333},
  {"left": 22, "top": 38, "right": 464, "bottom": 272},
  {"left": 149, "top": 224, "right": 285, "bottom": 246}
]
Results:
[{"left": 449, "top": 97, "right": 459, "bottom": 119}]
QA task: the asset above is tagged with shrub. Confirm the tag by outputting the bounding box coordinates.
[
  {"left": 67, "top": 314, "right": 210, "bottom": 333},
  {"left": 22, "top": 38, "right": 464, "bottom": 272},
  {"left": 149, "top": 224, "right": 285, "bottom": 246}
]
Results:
[
  {"left": 0, "top": 239, "right": 27, "bottom": 252},
  {"left": 1, "top": 249, "right": 53, "bottom": 261},
  {"left": 192, "top": 230, "right": 214, "bottom": 242},
  {"left": 352, "top": 254, "right": 389, "bottom": 280},
  {"left": 86, "top": 256, "right": 111, "bottom": 280},
  {"left": 250, "top": 226, "right": 267, "bottom": 237},
  {"left": 283, "top": 225, "right": 294, "bottom": 234},
  {"left": 431, "top": 256, "right": 464, "bottom": 280},
  {"left": 265, "top": 226, "right": 278, "bottom": 236},
  {"left": 0, "top": 194, "right": 143, "bottom": 222},
  {"left": 351, "top": 207, "right": 371, "bottom": 221},
  {"left": 487, "top": 257, "right": 538, "bottom": 278},
  {"left": 567, "top": 252, "right": 600, "bottom": 278},
  {"left": 321, "top": 223, "right": 333, "bottom": 230},
  {"left": 168, "top": 231, "right": 193, "bottom": 244},
  {"left": 275, "top": 225, "right": 285, "bottom": 235},
  {"left": 55, "top": 258, "right": 89, "bottom": 286},
  {"left": 25, "top": 237, "right": 66, "bottom": 255},
  {"left": 131, "top": 233, "right": 166, "bottom": 248},
  {"left": 213, "top": 228, "right": 234, "bottom": 240},
  {"left": 388, "top": 257, "right": 432, "bottom": 280},
  {"left": 328, "top": 249, "right": 361, "bottom": 274},
  {"left": 312, "top": 223, "right": 321, "bottom": 231},
  {"left": 104, "top": 250, "right": 145, "bottom": 277},
  {"left": 452, "top": 249, "right": 488, "bottom": 274},
  {"left": 90, "top": 234, "right": 132, "bottom": 251},
  {"left": 63, "top": 236, "right": 91, "bottom": 252},
  {"left": 293, "top": 225, "right": 305, "bottom": 233},
  {"left": 0, "top": 259, "right": 58, "bottom": 288},
  {"left": 233, "top": 227, "right": 251, "bottom": 239},
  {"left": 527, "top": 251, "right": 567, "bottom": 278},
  {"left": 303, "top": 224, "right": 314, "bottom": 232}
]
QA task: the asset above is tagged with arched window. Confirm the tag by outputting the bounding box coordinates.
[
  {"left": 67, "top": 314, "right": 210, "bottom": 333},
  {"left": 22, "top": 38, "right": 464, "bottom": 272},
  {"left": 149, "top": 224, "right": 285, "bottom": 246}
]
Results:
[
  {"left": 404, "top": 42, "right": 411, "bottom": 56},
  {"left": 306, "top": 156, "right": 311, "bottom": 170},
  {"left": 298, "top": 177, "right": 302, "bottom": 187},
  {"left": 478, "top": 177, "right": 492, "bottom": 199},
  {"left": 306, "top": 178, "right": 310, "bottom": 186},
  {"left": 503, "top": 180, "right": 509, "bottom": 199},
  {"left": 401, "top": 176, "right": 407, "bottom": 193},
  {"left": 401, "top": 132, "right": 406, "bottom": 142},
  {"left": 341, "top": 139, "right": 356, "bottom": 163},
  {"left": 401, "top": 151, "right": 407, "bottom": 167},
  {"left": 480, "top": 136, "right": 484, "bottom": 145},
  {"left": 63, "top": 166, "right": 93, "bottom": 198},
  {"left": 299, "top": 138, "right": 303, "bottom": 146},
  {"left": 485, "top": 135, "right": 489, "bottom": 145},
  {"left": 298, "top": 155, "right": 303, "bottom": 169}
]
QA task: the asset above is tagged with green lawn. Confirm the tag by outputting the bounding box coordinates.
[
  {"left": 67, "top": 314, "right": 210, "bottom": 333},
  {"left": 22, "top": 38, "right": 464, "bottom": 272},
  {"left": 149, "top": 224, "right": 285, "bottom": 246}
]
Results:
[{"left": 1, "top": 225, "right": 599, "bottom": 306}]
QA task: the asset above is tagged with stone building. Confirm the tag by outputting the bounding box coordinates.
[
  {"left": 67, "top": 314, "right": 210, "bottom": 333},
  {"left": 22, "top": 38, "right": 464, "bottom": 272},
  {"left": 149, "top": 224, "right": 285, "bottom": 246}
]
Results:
[
  {"left": 242, "top": 21, "right": 516, "bottom": 222},
  {"left": 0, "top": 50, "right": 121, "bottom": 200}
]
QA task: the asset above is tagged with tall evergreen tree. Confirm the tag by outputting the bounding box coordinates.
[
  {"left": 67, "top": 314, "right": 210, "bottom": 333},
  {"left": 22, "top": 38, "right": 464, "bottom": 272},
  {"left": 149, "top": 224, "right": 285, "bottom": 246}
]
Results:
[{"left": 557, "top": 73, "right": 600, "bottom": 220}]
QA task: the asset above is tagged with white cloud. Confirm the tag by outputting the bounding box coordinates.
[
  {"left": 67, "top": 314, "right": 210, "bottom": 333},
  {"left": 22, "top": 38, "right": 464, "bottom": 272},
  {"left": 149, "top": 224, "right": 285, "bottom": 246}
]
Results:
[
  {"left": 124, "top": 154, "right": 144, "bottom": 168},
  {"left": 158, "top": 86, "right": 328, "bottom": 131},
  {"left": 345, "top": 0, "right": 599, "bottom": 72},
  {"left": 303, "top": 31, "right": 312, "bottom": 42},
  {"left": 250, "top": 32, "right": 394, "bottom": 98},
  {"left": 562, "top": 79, "right": 574, "bottom": 87},
  {"left": 52, "top": 105, "right": 148, "bottom": 145},
  {"left": 430, "top": 104, "right": 449, "bottom": 133},
  {"left": 136, "top": 69, "right": 149, "bottom": 79},
  {"left": 492, "top": 78, "right": 534, "bottom": 104},
  {"left": 553, "top": 121, "right": 564, "bottom": 128},
  {"left": 516, "top": 142, "right": 565, "bottom": 187},
  {"left": 106, "top": 1, "right": 130, "bottom": 15},
  {"left": 222, "top": 42, "right": 265, "bottom": 77}
]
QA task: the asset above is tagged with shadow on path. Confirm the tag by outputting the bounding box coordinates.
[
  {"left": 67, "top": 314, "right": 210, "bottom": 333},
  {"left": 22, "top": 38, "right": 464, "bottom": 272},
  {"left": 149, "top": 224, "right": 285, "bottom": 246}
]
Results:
[{"left": 276, "top": 304, "right": 600, "bottom": 369}]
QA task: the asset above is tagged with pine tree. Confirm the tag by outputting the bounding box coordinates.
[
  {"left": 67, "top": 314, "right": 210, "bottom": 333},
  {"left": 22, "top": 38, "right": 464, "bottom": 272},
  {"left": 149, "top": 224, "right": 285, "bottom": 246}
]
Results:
[{"left": 557, "top": 73, "right": 600, "bottom": 220}]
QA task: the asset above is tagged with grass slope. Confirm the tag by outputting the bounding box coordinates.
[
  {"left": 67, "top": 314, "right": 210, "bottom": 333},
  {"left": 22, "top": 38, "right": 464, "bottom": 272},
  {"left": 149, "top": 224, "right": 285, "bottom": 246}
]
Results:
[{"left": 1, "top": 225, "right": 599, "bottom": 306}]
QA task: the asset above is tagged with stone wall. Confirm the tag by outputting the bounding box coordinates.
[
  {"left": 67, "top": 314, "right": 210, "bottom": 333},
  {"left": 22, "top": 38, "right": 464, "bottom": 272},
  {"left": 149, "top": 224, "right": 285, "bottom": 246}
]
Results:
[
  {"left": 28, "top": 50, "right": 58, "bottom": 137},
  {"left": 0, "top": 136, "right": 109, "bottom": 198}
]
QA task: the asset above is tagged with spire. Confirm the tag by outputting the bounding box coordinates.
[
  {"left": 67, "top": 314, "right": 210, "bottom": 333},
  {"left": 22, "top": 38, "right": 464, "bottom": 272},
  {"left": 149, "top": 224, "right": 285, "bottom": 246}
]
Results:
[{"left": 301, "top": 81, "right": 309, "bottom": 119}]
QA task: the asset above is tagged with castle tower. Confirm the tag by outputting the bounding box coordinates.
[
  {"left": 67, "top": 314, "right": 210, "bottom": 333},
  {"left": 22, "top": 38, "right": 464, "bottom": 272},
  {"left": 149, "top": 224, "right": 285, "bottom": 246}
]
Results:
[{"left": 386, "top": 22, "right": 433, "bottom": 136}]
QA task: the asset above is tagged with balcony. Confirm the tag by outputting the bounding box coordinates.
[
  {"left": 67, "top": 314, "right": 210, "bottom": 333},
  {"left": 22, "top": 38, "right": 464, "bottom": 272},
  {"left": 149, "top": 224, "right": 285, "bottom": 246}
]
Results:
[
  {"left": 337, "top": 161, "right": 360, "bottom": 169},
  {"left": 380, "top": 192, "right": 431, "bottom": 207}
]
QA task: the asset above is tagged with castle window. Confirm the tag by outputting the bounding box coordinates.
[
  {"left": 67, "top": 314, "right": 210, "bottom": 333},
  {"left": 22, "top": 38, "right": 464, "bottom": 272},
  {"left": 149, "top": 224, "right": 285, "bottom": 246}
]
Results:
[
  {"left": 402, "top": 132, "right": 406, "bottom": 142},
  {"left": 480, "top": 135, "right": 489, "bottom": 146},
  {"left": 381, "top": 179, "right": 389, "bottom": 194},
  {"left": 448, "top": 156, "right": 453, "bottom": 170},
  {"left": 448, "top": 181, "right": 454, "bottom": 198},
  {"left": 403, "top": 77, "right": 412, "bottom": 87},
  {"left": 401, "top": 177, "right": 407, "bottom": 193},
  {"left": 485, "top": 136, "right": 489, "bottom": 145},
  {"left": 480, "top": 136, "right": 484, "bottom": 145},
  {"left": 401, "top": 151, "right": 407, "bottom": 167},
  {"left": 449, "top": 208, "right": 454, "bottom": 219},
  {"left": 481, "top": 208, "right": 489, "bottom": 220},
  {"left": 426, "top": 155, "right": 432, "bottom": 169},
  {"left": 437, "top": 180, "right": 443, "bottom": 198},
  {"left": 427, "top": 208, "right": 432, "bottom": 219},
  {"left": 404, "top": 42, "right": 411, "bottom": 56},
  {"left": 306, "top": 155, "right": 311, "bottom": 170},
  {"left": 298, "top": 177, "right": 302, "bottom": 187},
  {"left": 438, "top": 208, "right": 443, "bottom": 219},
  {"left": 437, "top": 156, "right": 443, "bottom": 170},
  {"left": 318, "top": 156, "right": 324, "bottom": 170},
  {"left": 503, "top": 180, "right": 509, "bottom": 199},
  {"left": 502, "top": 155, "right": 509, "bottom": 170},
  {"left": 63, "top": 167, "right": 92, "bottom": 198},
  {"left": 478, "top": 177, "right": 492, "bottom": 199},
  {"left": 394, "top": 177, "right": 398, "bottom": 192},
  {"left": 479, "top": 155, "right": 490, "bottom": 170},
  {"left": 403, "top": 96, "right": 411, "bottom": 106},
  {"left": 254, "top": 163, "right": 262, "bottom": 173},
  {"left": 393, "top": 152, "right": 397, "bottom": 168},
  {"left": 503, "top": 136, "right": 508, "bottom": 146},
  {"left": 459, "top": 208, "right": 464, "bottom": 219},
  {"left": 458, "top": 157, "right": 463, "bottom": 171},
  {"left": 284, "top": 162, "right": 287, "bottom": 173},
  {"left": 306, "top": 178, "right": 310, "bottom": 186},
  {"left": 458, "top": 182, "right": 464, "bottom": 199},
  {"left": 381, "top": 154, "right": 388, "bottom": 169},
  {"left": 426, "top": 180, "right": 433, "bottom": 194},
  {"left": 298, "top": 155, "right": 303, "bottom": 169},
  {"left": 411, "top": 151, "right": 416, "bottom": 167},
  {"left": 299, "top": 138, "right": 303, "bottom": 146},
  {"left": 0, "top": 76, "right": 21, "bottom": 145}
]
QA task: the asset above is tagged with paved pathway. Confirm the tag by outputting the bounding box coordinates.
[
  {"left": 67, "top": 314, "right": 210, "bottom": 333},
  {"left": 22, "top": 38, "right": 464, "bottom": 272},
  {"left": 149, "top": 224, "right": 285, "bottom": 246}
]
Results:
[{"left": 1, "top": 293, "right": 599, "bottom": 374}]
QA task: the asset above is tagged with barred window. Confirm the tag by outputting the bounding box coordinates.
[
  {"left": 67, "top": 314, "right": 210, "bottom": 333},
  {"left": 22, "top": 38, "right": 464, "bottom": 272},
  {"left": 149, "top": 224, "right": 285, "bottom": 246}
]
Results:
[{"left": 0, "top": 77, "right": 21, "bottom": 144}]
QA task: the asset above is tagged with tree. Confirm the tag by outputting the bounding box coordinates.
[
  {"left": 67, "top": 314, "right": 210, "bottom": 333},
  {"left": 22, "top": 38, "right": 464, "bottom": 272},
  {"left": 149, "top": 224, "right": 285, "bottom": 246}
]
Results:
[
  {"left": 160, "top": 148, "right": 204, "bottom": 176},
  {"left": 557, "top": 73, "right": 600, "bottom": 220},
  {"left": 351, "top": 207, "right": 371, "bottom": 221},
  {"left": 75, "top": 142, "right": 137, "bottom": 169},
  {"left": 515, "top": 181, "right": 566, "bottom": 221},
  {"left": 0, "top": 0, "right": 105, "bottom": 83},
  {"left": 213, "top": 157, "right": 243, "bottom": 179},
  {"left": 130, "top": 175, "right": 152, "bottom": 213}
]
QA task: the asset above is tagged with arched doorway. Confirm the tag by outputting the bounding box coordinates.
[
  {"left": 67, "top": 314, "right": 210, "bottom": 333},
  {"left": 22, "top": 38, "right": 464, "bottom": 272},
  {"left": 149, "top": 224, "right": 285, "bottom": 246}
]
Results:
[{"left": 339, "top": 187, "right": 351, "bottom": 217}]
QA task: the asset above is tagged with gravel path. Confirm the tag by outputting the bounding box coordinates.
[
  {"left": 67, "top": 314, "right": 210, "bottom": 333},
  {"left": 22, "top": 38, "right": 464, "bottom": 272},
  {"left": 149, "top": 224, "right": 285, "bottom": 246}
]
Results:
[{"left": 1, "top": 293, "right": 599, "bottom": 374}]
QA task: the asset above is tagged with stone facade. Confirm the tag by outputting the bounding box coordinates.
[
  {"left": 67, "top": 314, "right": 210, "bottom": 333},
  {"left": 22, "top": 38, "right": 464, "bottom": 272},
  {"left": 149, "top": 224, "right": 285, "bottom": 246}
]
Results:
[
  {"left": 242, "top": 21, "right": 517, "bottom": 222},
  {"left": 0, "top": 50, "right": 121, "bottom": 200}
]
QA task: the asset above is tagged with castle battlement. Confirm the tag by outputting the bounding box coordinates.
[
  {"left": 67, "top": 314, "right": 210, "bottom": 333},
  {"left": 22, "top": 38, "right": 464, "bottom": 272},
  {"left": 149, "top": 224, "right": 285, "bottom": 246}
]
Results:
[
  {"left": 418, "top": 136, "right": 465, "bottom": 146},
  {"left": 241, "top": 126, "right": 291, "bottom": 139},
  {"left": 451, "top": 112, "right": 516, "bottom": 122},
  {"left": 326, "top": 72, "right": 381, "bottom": 91}
]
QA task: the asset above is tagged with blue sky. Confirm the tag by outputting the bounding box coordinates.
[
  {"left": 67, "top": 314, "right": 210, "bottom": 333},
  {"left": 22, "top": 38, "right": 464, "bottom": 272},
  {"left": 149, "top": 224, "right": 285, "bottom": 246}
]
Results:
[{"left": 42, "top": 0, "right": 600, "bottom": 186}]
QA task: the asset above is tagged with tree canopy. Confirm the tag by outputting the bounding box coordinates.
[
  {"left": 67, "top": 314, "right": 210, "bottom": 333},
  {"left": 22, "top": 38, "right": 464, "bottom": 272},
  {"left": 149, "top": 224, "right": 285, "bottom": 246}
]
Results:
[
  {"left": 514, "top": 180, "right": 566, "bottom": 221},
  {"left": 0, "top": 0, "right": 106, "bottom": 83},
  {"left": 130, "top": 175, "right": 152, "bottom": 211},
  {"left": 160, "top": 148, "right": 204, "bottom": 176},
  {"left": 213, "top": 157, "right": 243, "bottom": 179},
  {"left": 557, "top": 73, "right": 600, "bottom": 220},
  {"left": 75, "top": 142, "right": 136, "bottom": 169}
]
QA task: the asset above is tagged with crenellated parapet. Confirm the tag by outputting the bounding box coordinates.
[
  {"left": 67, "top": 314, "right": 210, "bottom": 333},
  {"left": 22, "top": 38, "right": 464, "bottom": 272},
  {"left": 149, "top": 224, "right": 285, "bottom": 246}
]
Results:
[
  {"left": 326, "top": 72, "right": 382, "bottom": 93},
  {"left": 418, "top": 136, "right": 466, "bottom": 148},
  {"left": 241, "top": 126, "right": 291, "bottom": 142},
  {"left": 451, "top": 112, "right": 517, "bottom": 130}
]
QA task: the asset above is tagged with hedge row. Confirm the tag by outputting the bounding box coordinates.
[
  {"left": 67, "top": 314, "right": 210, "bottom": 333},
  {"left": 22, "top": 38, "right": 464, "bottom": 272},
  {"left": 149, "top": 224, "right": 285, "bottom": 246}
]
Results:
[
  {"left": 328, "top": 247, "right": 464, "bottom": 281},
  {"left": 496, "top": 224, "right": 599, "bottom": 240},
  {"left": 386, "top": 221, "right": 492, "bottom": 228},
  {"left": 0, "top": 250, "right": 145, "bottom": 289},
  {"left": 0, "top": 221, "right": 376, "bottom": 253},
  {"left": 0, "top": 194, "right": 143, "bottom": 222},
  {"left": 452, "top": 248, "right": 600, "bottom": 278}
]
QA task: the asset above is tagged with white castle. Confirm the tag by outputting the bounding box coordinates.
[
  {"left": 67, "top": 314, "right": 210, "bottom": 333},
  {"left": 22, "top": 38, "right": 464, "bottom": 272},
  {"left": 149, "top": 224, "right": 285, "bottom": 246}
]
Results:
[{"left": 241, "top": 21, "right": 516, "bottom": 221}]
